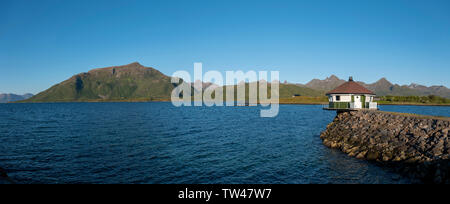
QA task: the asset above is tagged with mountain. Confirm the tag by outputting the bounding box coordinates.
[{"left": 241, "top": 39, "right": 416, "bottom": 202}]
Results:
[
  {"left": 18, "top": 63, "right": 450, "bottom": 102},
  {"left": 22, "top": 62, "right": 178, "bottom": 102},
  {"left": 304, "top": 75, "right": 450, "bottom": 98},
  {"left": 0, "top": 93, "right": 33, "bottom": 103},
  {"left": 407, "top": 84, "right": 450, "bottom": 99},
  {"left": 358, "top": 78, "right": 424, "bottom": 96},
  {"left": 304, "top": 75, "right": 346, "bottom": 91},
  {"left": 363, "top": 78, "right": 393, "bottom": 93}
]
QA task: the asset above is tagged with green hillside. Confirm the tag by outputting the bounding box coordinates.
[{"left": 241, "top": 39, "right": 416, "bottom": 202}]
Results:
[
  {"left": 22, "top": 62, "right": 177, "bottom": 102},
  {"left": 212, "top": 82, "right": 324, "bottom": 102},
  {"left": 279, "top": 84, "right": 324, "bottom": 97}
]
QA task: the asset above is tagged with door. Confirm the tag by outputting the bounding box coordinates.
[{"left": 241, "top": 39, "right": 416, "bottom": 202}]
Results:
[{"left": 361, "top": 95, "right": 366, "bottom": 108}]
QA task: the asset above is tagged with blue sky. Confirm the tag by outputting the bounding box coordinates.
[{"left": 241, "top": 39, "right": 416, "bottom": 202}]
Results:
[{"left": 1, "top": 0, "right": 449, "bottom": 94}]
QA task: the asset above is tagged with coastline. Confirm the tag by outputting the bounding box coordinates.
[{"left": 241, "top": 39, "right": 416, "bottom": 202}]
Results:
[{"left": 8, "top": 100, "right": 450, "bottom": 106}]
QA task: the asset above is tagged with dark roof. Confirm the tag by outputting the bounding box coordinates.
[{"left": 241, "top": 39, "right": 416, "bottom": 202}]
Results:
[{"left": 326, "top": 77, "right": 374, "bottom": 95}]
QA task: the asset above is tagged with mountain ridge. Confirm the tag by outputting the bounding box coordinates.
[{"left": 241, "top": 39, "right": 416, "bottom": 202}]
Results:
[
  {"left": 20, "top": 63, "right": 450, "bottom": 102},
  {"left": 301, "top": 75, "right": 450, "bottom": 98}
]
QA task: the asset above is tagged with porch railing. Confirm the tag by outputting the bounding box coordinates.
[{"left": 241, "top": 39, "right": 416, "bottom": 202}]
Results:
[{"left": 324, "top": 102, "right": 378, "bottom": 110}]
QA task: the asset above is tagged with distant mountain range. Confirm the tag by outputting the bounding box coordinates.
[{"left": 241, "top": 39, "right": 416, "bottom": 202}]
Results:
[
  {"left": 0, "top": 93, "right": 33, "bottom": 103},
  {"left": 299, "top": 75, "right": 450, "bottom": 98},
  {"left": 18, "top": 63, "right": 450, "bottom": 102}
]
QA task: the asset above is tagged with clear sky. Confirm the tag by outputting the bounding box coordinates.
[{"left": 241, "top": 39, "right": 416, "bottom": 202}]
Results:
[{"left": 1, "top": 0, "right": 449, "bottom": 94}]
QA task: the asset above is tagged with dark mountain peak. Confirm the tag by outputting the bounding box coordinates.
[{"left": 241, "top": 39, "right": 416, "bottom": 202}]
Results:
[
  {"left": 327, "top": 75, "right": 340, "bottom": 81},
  {"left": 90, "top": 62, "right": 146, "bottom": 72},
  {"left": 310, "top": 75, "right": 341, "bottom": 83},
  {"left": 305, "top": 75, "right": 346, "bottom": 91},
  {"left": 122, "top": 62, "right": 147, "bottom": 69},
  {"left": 85, "top": 62, "right": 161, "bottom": 78},
  {"left": 128, "top": 62, "right": 143, "bottom": 66},
  {"left": 375, "top": 77, "right": 393, "bottom": 86}
]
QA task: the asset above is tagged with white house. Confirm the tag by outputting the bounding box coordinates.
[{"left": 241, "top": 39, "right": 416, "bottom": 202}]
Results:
[{"left": 324, "top": 77, "right": 378, "bottom": 110}]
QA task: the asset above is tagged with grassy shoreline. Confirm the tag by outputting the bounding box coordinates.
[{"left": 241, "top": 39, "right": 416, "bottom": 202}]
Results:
[
  {"left": 10, "top": 100, "right": 450, "bottom": 106},
  {"left": 9, "top": 95, "right": 450, "bottom": 106},
  {"left": 377, "top": 103, "right": 450, "bottom": 106},
  {"left": 279, "top": 102, "right": 450, "bottom": 106}
]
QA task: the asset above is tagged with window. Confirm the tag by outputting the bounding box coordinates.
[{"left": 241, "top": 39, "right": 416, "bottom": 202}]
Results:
[{"left": 336, "top": 96, "right": 340, "bottom": 101}]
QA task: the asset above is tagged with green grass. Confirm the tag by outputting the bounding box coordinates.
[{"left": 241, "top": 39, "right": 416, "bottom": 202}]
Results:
[
  {"left": 279, "top": 96, "right": 328, "bottom": 104},
  {"left": 377, "top": 95, "right": 450, "bottom": 106}
]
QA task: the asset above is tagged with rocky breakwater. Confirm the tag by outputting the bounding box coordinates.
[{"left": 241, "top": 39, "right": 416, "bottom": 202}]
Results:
[{"left": 320, "top": 110, "right": 450, "bottom": 183}]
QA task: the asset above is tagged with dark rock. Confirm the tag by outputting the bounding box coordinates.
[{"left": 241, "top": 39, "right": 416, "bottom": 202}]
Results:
[{"left": 320, "top": 110, "right": 450, "bottom": 183}]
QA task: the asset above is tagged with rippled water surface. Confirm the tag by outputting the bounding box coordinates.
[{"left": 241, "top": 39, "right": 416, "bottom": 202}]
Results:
[{"left": 1, "top": 103, "right": 447, "bottom": 184}]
